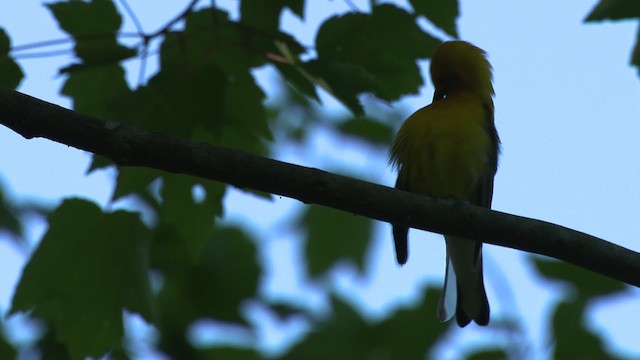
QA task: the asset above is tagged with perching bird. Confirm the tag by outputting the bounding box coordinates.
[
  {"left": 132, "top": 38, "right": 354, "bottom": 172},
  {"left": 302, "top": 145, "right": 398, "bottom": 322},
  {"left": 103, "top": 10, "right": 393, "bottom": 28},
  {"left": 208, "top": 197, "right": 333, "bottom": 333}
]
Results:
[{"left": 389, "top": 41, "right": 500, "bottom": 327}]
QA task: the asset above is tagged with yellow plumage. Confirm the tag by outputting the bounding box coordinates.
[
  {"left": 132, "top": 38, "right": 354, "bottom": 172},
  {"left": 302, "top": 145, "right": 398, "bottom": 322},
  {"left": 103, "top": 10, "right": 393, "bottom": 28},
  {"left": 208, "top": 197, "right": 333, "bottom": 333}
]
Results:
[{"left": 389, "top": 41, "right": 500, "bottom": 327}]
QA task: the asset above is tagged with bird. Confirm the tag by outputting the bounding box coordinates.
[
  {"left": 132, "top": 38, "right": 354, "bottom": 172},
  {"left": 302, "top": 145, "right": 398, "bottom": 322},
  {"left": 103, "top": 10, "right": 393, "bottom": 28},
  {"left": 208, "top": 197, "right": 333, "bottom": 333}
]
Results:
[{"left": 388, "top": 41, "right": 500, "bottom": 327}]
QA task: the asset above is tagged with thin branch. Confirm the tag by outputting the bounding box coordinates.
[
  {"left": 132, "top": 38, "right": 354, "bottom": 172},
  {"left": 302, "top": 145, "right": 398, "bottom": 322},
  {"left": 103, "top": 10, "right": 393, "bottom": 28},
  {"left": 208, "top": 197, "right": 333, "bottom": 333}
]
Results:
[
  {"left": 10, "top": 33, "right": 140, "bottom": 54},
  {"left": 0, "top": 87, "right": 639, "bottom": 288},
  {"left": 146, "top": 0, "right": 200, "bottom": 39},
  {"left": 117, "top": 0, "right": 146, "bottom": 35},
  {"left": 12, "top": 49, "right": 75, "bottom": 60}
]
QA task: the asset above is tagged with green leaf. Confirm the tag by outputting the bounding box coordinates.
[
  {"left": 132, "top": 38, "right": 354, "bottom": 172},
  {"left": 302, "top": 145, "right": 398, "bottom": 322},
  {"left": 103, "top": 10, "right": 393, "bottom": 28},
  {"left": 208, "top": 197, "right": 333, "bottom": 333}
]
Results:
[
  {"left": 338, "top": 117, "right": 395, "bottom": 145},
  {"left": 199, "top": 346, "right": 262, "bottom": 360},
  {"left": 302, "top": 58, "right": 377, "bottom": 115},
  {"left": 0, "top": 28, "right": 23, "bottom": 89},
  {"left": 409, "top": 0, "right": 459, "bottom": 38},
  {"left": 154, "top": 225, "right": 260, "bottom": 358},
  {"left": 284, "top": 289, "right": 445, "bottom": 360},
  {"left": 0, "top": 327, "right": 16, "bottom": 360},
  {"left": 531, "top": 257, "right": 626, "bottom": 300},
  {"left": 466, "top": 349, "right": 509, "bottom": 360},
  {"left": 223, "top": 72, "right": 272, "bottom": 142},
  {"left": 169, "top": 9, "right": 265, "bottom": 74},
  {"left": 552, "top": 301, "right": 620, "bottom": 360},
  {"left": 87, "top": 154, "right": 114, "bottom": 173},
  {"left": 113, "top": 167, "right": 161, "bottom": 201},
  {"left": 374, "top": 287, "right": 447, "bottom": 357},
  {"left": 48, "top": 0, "right": 122, "bottom": 35},
  {"left": 301, "top": 205, "right": 372, "bottom": 277},
  {"left": 632, "top": 27, "right": 640, "bottom": 73},
  {"left": 48, "top": 0, "right": 135, "bottom": 68},
  {"left": 10, "top": 199, "right": 153, "bottom": 360},
  {"left": 0, "top": 185, "right": 22, "bottom": 238},
  {"left": 240, "top": 0, "right": 290, "bottom": 31},
  {"left": 311, "top": 4, "right": 440, "bottom": 113},
  {"left": 61, "top": 64, "right": 130, "bottom": 119},
  {"left": 274, "top": 62, "right": 320, "bottom": 101},
  {"left": 158, "top": 175, "right": 225, "bottom": 260},
  {"left": 37, "top": 330, "right": 72, "bottom": 359},
  {"left": 282, "top": 296, "right": 371, "bottom": 360},
  {"left": 585, "top": 0, "right": 640, "bottom": 22}
]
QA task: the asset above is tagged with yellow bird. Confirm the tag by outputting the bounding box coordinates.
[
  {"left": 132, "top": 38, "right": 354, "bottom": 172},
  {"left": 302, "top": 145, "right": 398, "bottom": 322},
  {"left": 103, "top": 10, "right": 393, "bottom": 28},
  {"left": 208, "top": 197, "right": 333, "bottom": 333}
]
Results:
[{"left": 389, "top": 41, "right": 499, "bottom": 327}]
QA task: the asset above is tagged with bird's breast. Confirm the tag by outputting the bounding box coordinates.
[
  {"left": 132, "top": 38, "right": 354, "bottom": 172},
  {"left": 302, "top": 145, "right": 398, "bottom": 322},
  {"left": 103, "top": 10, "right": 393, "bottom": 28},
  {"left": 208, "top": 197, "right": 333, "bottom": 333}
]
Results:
[{"left": 395, "top": 97, "right": 493, "bottom": 200}]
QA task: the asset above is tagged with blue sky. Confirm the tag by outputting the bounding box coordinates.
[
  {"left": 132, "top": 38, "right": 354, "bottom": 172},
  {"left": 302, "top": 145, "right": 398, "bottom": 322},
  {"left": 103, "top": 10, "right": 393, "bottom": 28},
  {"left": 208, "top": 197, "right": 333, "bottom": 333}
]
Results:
[{"left": 1, "top": 0, "right": 639, "bottom": 358}]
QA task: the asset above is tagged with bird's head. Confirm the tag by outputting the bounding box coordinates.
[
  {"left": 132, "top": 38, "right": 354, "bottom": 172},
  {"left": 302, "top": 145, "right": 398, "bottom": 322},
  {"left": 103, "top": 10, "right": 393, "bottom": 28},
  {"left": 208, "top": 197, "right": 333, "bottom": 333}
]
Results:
[{"left": 430, "top": 41, "right": 494, "bottom": 101}]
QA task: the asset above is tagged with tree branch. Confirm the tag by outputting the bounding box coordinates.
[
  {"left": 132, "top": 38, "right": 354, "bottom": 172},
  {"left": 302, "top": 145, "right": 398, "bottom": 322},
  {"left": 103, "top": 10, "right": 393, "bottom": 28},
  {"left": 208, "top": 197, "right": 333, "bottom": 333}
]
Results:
[{"left": 1, "top": 86, "right": 639, "bottom": 287}]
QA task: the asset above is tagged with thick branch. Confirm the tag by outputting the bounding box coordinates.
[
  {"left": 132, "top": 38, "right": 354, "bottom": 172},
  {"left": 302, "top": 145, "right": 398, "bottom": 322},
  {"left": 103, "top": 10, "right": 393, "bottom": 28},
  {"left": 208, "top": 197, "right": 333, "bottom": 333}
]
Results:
[{"left": 1, "top": 87, "right": 639, "bottom": 287}]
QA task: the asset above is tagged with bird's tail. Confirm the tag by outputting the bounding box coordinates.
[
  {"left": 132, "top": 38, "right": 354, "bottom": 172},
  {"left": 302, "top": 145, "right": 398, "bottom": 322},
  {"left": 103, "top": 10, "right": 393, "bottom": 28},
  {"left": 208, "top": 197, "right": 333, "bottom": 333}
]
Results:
[
  {"left": 392, "top": 224, "right": 409, "bottom": 265},
  {"left": 439, "top": 236, "right": 490, "bottom": 327}
]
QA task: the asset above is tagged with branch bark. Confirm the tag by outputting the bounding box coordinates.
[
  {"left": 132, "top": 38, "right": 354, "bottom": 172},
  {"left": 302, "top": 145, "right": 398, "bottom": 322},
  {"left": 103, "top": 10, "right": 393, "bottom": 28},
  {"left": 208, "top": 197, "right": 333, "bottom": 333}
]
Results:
[{"left": 1, "top": 86, "right": 639, "bottom": 287}]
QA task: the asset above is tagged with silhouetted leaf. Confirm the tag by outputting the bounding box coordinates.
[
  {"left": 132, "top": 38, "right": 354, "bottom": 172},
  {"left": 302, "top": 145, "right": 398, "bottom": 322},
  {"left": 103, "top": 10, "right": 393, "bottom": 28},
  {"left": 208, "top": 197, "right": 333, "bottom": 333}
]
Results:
[
  {"left": 113, "top": 167, "right": 161, "bottom": 201},
  {"left": 309, "top": 4, "right": 440, "bottom": 114},
  {"left": 0, "top": 185, "right": 21, "bottom": 238},
  {"left": 551, "top": 301, "right": 620, "bottom": 360},
  {"left": 301, "top": 205, "right": 372, "bottom": 277},
  {"left": 0, "top": 28, "right": 23, "bottom": 89},
  {"left": 199, "top": 346, "right": 262, "bottom": 360},
  {"left": 632, "top": 27, "right": 640, "bottom": 73},
  {"left": 585, "top": 0, "right": 640, "bottom": 22},
  {"left": 466, "top": 349, "right": 509, "bottom": 360},
  {"left": 409, "top": 0, "right": 459, "bottom": 37},
  {"left": 48, "top": 0, "right": 135, "bottom": 69},
  {"left": 61, "top": 64, "right": 130, "bottom": 120},
  {"left": 0, "top": 327, "right": 16, "bottom": 360},
  {"left": 338, "top": 117, "right": 395, "bottom": 145},
  {"left": 11, "top": 199, "right": 152, "bottom": 359},
  {"left": 159, "top": 175, "right": 225, "bottom": 260},
  {"left": 284, "top": 288, "right": 445, "bottom": 359},
  {"left": 532, "top": 257, "right": 626, "bottom": 300}
]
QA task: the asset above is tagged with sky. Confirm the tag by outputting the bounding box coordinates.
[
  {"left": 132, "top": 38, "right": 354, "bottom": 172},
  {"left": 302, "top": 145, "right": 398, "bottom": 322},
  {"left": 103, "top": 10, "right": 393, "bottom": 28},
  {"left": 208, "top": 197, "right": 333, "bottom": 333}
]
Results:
[{"left": 1, "top": 0, "right": 639, "bottom": 359}]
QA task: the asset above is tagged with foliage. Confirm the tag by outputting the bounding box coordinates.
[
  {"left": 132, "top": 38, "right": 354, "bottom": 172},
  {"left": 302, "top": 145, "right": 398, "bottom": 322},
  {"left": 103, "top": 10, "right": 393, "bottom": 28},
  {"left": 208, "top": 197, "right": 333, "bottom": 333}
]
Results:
[
  {"left": 0, "top": 0, "right": 638, "bottom": 359},
  {"left": 585, "top": 0, "right": 640, "bottom": 73}
]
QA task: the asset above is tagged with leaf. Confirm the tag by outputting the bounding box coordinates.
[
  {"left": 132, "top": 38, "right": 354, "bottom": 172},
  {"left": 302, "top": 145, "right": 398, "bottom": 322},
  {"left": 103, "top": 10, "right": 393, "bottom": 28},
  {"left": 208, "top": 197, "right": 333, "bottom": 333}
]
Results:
[
  {"left": 0, "top": 185, "right": 22, "bottom": 238},
  {"left": 240, "top": 0, "right": 290, "bottom": 31},
  {"left": 47, "top": 0, "right": 135, "bottom": 68},
  {"left": 300, "top": 205, "right": 373, "bottom": 277},
  {"left": 155, "top": 225, "right": 260, "bottom": 357},
  {"left": 585, "top": 0, "right": 640, "bottom": 22},
  {"left": 10, "top": 199, "right": 153, "bottom": 360},
  {"left": 310, "top": 4, "right": 440, "bottom": 114},
  {"left": 284, "top": 289, "right": 446, "bottom": 360},
  {"left": 632, "top": 27, "right": 640, "bottom": 73},
  {"left": 158, "top": 175, "right": 225, "bottom": 260},
  {"left": 531, "top": 257, "right": 626, "bottom": 300},
  {"left": 199, "top": 346, "right": 262, "bottom": 360},
  {"left": 274, "top": 62, "right": 320, "bottom": 101},
  {"left": 61, "top": 64, "right": 130, "bottom": 119},
  {"left": 0, "top": 327, "right": 16, "bottom": 360},
  {"left": 222, "top": 72, "right": 272, "bottom": 143},
  {"left": 116, "top": 12, "right": 273, "bottom": 154},
  {"left": 0, "top": 28, "right": 23, "bottom": 89},
  {"left": 282, "top": 296, "right": 371, "bottom": 360},
  {"left": 409, "top": 0, "right": 459, "bottom": 38},
  {"left": 113, "top": 167, "right": 161, "bottom": 201},
  {"left": 338, "top": 117, "right": 395, "bottom": 145},
  {"left": 301, "top": 59, "right": 377, "bottom": 115},
  {"left": 47, "top": 0, "right": 122, "bottom": 35},
  {"left": 551, "top": 301, "right": 620, "bottom": 360},
  {"left": 374, "top": 287, "right": 447, "bottom": 358},
  {"left": 466, "top": 349, "right": 509, "bottom": 360},
  {"left": 169, "top": 9, "right": 265, "bottom": 74}
]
